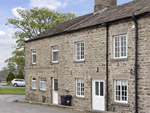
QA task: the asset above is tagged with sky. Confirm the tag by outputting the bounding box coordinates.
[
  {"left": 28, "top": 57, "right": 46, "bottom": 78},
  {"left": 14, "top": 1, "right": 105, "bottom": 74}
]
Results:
[{"left": 0, "top": 0, "right": 132, "bottom": 70}]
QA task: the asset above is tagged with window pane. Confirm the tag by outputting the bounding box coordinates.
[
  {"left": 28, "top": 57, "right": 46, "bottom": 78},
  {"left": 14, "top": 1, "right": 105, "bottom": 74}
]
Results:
[
  {"left": 76, "top": 42, "right": 84, "bottom": 60},
  {"left": 115, "top": 80, "right": 127, "bottom": 102},
  {"left": 100, "top": 82, "right": 104, "bottom": 96},
  {"left": 33, "top": 54, "right": 36, "bottom": 63},
  {"left": 54, "top": 79, "right": 58, "bottom": 91},
  {"left": 41, "top": 77, "right": 46, "bottom": 81},
  {"left": 32, "top": 82, "right": 36, "bottom": 88},
  {"left": 76, "top": 79, "right": 84, "bottom": 96},
  {"left": 53, "top": 52, "right": 58, "bottom": 61},
  {"left": 95, "top": 82, "right": 99, "bottom": 96}
]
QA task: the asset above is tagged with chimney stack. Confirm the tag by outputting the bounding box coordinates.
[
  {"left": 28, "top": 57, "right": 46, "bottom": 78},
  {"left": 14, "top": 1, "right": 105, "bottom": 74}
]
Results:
[{"left": 94, "top": 0, "right": 117, "bottom": 12}]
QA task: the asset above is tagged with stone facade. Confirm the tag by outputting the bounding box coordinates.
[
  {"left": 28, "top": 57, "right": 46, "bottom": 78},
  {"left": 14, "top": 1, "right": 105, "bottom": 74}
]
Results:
[{"left": 25, "top": 14, "right": 150, "bottom": 113}]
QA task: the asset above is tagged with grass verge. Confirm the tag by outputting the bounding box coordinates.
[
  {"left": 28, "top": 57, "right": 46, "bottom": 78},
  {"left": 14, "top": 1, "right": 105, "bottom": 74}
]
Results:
[
  {"left": 1, "top": 81, "right": 6, "bottom": 83},
  {"left": 0, "top": 87, "right": 25, "bottom": 95},
  {"left": 2, "top": 84, "right": 13, "bottom": 86}
]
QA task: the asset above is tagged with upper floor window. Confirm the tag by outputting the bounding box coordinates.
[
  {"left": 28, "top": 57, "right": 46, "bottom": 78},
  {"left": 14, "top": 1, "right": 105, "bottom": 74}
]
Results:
[
  {"left": 114, "top": 80, "right": 128, "bottom": 103},
  {"left": 52, "top": 46, "right": 58, "bottom": 63},
  {"left": 40, "top": 77, "right": 46, "bottom": 90},
  {"left": 75, "top": 42, "right": 84, "bottom": 61},
  {"left": 76, "top": 78, "right": 84, "bottom": 97},
  {"left": 32, "top": 50, "right": 36, "bottom": 64},
  {"left": 32, "top": 77, "right": 36, "bottom": 89},
  {"left": 114, "top": 35, "right": 127, "bottom": 59}
]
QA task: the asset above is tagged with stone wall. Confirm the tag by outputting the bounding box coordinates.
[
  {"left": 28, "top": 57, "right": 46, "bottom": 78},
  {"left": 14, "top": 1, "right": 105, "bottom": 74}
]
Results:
[{"left": 25, "top": 15, "right": 150, "bottom": 112}]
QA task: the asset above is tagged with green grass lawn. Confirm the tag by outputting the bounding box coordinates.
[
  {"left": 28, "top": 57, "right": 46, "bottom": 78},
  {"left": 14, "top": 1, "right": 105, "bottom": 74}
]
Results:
[
  {"left": 2, "top": 84, "right": 13, "bottom": 86},
  {"left": 1, "top": 81, "right": 6, "bottom": 83},
  {"left": 0, "top": 87, "right": 25, "bottom": 94}
]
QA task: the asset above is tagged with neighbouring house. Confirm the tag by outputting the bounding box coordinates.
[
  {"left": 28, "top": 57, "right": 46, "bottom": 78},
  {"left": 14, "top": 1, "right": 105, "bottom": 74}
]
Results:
[
  {"left": 0, "top": 70, "right": 8, "bottom": 81},
  {"left": 25, "top": 0, "right": 150, "bottom": 112}
]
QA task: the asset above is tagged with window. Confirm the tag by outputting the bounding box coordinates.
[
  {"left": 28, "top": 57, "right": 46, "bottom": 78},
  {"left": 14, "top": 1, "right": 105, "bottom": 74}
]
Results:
[
  {"left": 32, "top": 78, "right": 36, "bottom": 89},
  {"left": 40, "top": 77, "right": 46, "bottom": 90},
  {"left": 114, "top": 35, "right": 127, "bottom": 58},
  {"left": 75, "top": 42, "right": 84, "bottom": 61},
  {"left": 76, "top": 79, "right": 84, "bottom": 97},
  {"left": 32, "top": 50, "right": 36, "bottom": 64},
  {"left": 52, "top": 46, "right": 58, "bottom": 63},
  {"left": 114, "top": 80, "right": 128, "bottom": 103}
]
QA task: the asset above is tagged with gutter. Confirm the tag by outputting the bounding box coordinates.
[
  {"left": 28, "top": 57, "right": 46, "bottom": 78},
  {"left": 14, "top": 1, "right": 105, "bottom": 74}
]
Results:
[{"left": 132, "top": 13, "right": 138, "bottom": 113}]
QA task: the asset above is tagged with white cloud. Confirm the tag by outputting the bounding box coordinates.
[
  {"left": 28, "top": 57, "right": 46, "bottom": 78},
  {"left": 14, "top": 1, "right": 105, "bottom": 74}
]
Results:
[
  {"left": 0, "top": 31, "right": 5, "bottom": 36},
  {"left": 0, "top": 35, "right": 16, "bottom": 46},
  {"left": 29, "top": 0, "right": 67, "bottom": 10},
  {"left": 12, "top": 7, "right": 25, "bottom": 19}
]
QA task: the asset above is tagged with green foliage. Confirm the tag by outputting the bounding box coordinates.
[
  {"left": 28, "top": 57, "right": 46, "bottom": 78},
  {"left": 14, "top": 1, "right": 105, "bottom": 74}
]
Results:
[
  {"left": 5, "top": 70, "right": 15, "bottom": 82},
  {"left": 4, "top": 7, "right": 76, "bottom": 73},
  {"left": 15, "top": 71, "right": 24, "bottom": 79}
]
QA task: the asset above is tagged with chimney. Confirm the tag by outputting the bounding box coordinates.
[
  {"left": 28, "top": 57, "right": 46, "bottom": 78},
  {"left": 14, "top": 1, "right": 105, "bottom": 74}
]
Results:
[{"left": 94, "top": 0, "right": 117, "bottom": 12}]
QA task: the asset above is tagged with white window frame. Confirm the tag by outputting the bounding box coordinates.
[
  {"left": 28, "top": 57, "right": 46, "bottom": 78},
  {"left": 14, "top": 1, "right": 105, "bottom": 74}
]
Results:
[
  {"left": 114, "top": 35, "right": 127, "bottom": 59},
  {"left": 75, "top": 42, "right": 84, "bottom": 61},
  {"left": 76, "top": 78, "right": 84, "bottom": 97},
  {"left": 32, "top": 50, "right": 36, "bottom": 64},
  {"left": 40, "top": 77, "right": 46, "bottom": 90},
  {"left": 52, "top": 46, "right": 58, "bottom": 63},
  {"left": 114, "top": 80, "right": 128, "bottom": 103},
  {"left": 31, "top": 77, "right": 36, "bottom": 89}
]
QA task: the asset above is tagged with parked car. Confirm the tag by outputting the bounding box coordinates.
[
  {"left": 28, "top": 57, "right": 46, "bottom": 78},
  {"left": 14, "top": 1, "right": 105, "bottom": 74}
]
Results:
[{"left": 11, "top": 79, "right": 25, "bottom": 87}]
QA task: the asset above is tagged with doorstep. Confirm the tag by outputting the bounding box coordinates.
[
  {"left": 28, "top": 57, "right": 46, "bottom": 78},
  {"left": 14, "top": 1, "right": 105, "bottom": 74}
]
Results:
[
  {"left": 14, "top": 100, "right": 114, "bottom": 113},
  {"left": 84, "top": 109, "right": 114, "bottom": 113},
  {"left": 14, "top": 100, "right": 83, "bottom": 113}
]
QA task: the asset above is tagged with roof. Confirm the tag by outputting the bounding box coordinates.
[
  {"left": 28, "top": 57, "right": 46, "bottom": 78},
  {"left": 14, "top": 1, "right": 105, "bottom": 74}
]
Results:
[{"left": 26, "top": 0, "right": 150, "bottom": 42}]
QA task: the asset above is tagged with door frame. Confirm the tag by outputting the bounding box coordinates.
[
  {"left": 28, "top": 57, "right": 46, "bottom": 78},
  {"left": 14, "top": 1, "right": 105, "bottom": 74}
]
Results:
[
  {"left": 52, "top": 77, "right": 58, "bottom": 104},
  {"left": 92, "top": 79, "right": 105, "bottom": 111}
]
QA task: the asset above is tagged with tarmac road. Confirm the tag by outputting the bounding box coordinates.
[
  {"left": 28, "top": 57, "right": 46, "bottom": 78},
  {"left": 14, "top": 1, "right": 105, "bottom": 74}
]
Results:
[{"left": 0, "top": 95, "right": 71, "bottom": 113}]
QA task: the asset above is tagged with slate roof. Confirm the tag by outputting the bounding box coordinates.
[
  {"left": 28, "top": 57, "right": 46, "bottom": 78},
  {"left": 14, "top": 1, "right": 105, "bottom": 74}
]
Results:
[{"left": 26, "top": 0, "right": 150, "bottom": 42}]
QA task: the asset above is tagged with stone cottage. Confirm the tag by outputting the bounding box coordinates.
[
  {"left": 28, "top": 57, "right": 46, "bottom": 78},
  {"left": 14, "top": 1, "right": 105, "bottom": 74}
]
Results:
[{"left": 25, "top": 0, "right": 150, "bottom": 112}]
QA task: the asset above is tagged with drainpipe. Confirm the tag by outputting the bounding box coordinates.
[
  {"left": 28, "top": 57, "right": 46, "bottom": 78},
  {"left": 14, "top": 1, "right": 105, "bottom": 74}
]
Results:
[
  {"left": 106, "top": 25, "right": 109, "bottom": 111},
  {"left": 132, "top": 13, "right": 138, "bottom": 113}
]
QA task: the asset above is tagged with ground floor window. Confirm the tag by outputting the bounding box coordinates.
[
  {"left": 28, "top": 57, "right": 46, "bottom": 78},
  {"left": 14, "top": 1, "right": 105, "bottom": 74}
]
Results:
[
  {"left": 114, "top": 80, "right": 128, "bottom": 103},
  {"left": 40, "top": 77, "right": 46, "bottom": 90},
  {"left": 32, "top": 77, "right": 36, "bottom": 89},
  {"left": 76, "top": 78, "right": 84, "bottom": 97}
]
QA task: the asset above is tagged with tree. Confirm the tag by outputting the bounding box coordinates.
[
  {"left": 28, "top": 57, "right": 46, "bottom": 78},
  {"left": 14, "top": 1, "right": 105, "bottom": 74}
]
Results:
[
  {"left": 6, "top": 70, "right": 15, "bottom": 83},
  {"left": 15, "top": 71, "right": 24, "bottom": 79},
  {"left": 5, "top": 7, "right": 76, "bottom": 73},
  {"left": 3, "top": 62, "right": 16, "bottom": 72}
]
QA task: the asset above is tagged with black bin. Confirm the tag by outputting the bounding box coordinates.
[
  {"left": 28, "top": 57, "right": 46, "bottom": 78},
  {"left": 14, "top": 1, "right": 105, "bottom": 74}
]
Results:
[{"left": 60, "top": 95, "right": 72, "bottom": 106}]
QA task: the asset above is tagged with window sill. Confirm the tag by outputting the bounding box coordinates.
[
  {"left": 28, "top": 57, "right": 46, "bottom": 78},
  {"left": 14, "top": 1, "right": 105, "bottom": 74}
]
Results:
[
  {"left": 39, "top": 89, "right": 47, "bottom": 92},
  {"left": 110, "top": 57, "right": 128, "bottom": 61},
  {"left": 112, "top": 102, "right": 130, "bottom": 107},
  {"left": 73, "top": 60, "right": 85, "bottom": 63},
  {"left": 30, "top": 63, "right": 37, "bottom": 66},
  {"left": 73, "top": 95, "right": 88, "bottom": 100},
  {"left": 30, "top": 88, "right": 37, "bottom": 91},
  {"left": 50, "top": 62, "right": 59, "bottom": 65}
]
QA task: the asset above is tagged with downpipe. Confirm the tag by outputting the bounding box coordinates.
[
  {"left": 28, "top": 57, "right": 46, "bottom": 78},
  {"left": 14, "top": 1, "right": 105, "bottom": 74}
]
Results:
[
  {"left": 132, "top": 13, "right": 138, "bottom": 113},
  {"left": 106, "top": 25, "right": 109, "bottom": 111}
]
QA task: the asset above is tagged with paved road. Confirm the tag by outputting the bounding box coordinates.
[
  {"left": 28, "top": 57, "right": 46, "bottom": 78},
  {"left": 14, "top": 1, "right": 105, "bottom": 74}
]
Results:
[
  {"left": 0, "top": 95, "right": 72, "bottom": 113},
  {"left": 0, "top": 83, "right": 25, "bottom": 88}
]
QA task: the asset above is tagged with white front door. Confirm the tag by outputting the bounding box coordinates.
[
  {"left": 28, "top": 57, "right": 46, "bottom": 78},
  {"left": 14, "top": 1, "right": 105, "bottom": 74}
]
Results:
[
  {"left": 92, "top": 79, "right": 105, "bottom": 111},
  {"left": 52, "top": 78, "right": 58, "bottom": 104}
]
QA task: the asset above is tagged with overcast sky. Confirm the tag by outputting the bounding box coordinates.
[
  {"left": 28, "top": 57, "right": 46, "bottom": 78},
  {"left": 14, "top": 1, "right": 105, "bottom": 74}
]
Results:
[{"left": 0, "top": 0, "right": 132, "bottom": 70}]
